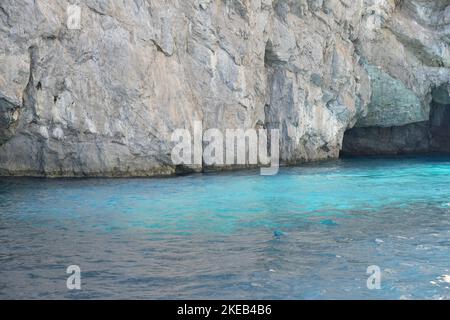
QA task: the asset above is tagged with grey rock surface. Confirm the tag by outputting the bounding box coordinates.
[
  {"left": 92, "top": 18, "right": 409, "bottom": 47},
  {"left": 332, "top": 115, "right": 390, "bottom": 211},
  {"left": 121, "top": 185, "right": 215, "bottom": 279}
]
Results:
[
  {"left": 355, "top": 64, "right": 428, "bottom": 128},
  {"left": 0, "top": 0, "right": 449, "bottom": 176}
]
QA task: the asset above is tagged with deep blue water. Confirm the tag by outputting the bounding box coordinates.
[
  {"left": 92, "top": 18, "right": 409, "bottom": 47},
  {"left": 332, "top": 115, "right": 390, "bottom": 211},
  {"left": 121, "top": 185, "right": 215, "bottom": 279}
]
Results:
[{"left": 1, "top": 155, "right": 450, "bottom": 299}]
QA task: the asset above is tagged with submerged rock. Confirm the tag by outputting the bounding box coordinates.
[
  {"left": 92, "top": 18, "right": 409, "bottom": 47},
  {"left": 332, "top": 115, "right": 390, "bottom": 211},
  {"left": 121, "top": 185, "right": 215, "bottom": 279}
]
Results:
[
  {"left": 320, "top": 219, "right": 338, "bottom": 226},
  {"left": 273, "top": 230, "right": 285, "bottom": 238}
]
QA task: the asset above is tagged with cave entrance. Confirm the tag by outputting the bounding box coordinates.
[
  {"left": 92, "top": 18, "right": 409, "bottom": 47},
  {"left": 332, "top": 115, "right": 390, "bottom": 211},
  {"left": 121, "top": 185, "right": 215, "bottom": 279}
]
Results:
[
  {"left": 341, "top": 85, "right": 450, "bottom": 156},
  {"left": 429, "top": 86, "right": 450, "bottom": 152}
]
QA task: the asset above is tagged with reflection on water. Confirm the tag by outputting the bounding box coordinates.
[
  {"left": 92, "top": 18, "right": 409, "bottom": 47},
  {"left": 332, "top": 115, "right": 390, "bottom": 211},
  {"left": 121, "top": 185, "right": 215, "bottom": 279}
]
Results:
[{"left": 1, "top": 155, "right": 450, "bottom": 299}]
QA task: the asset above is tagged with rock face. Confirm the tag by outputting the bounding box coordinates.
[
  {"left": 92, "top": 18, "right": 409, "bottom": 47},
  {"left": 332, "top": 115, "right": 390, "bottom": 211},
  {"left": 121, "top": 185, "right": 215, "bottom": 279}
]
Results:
[
  {"left": 355, "top": 64, "right": 429, "bottom": 128},
  {"left": 0, "top": 0, "right": 449, "bottom": 176},
  {"left": 342, "top": 0, "right": 450, "bottom": 155},
  {"left": 343, "top": 97, "right": 450, "bottom": 156}
]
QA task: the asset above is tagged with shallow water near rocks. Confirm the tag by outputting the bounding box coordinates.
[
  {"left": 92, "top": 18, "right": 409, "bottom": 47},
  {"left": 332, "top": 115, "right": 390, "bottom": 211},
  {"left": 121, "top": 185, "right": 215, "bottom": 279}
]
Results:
[{"left": 1, "top": 155, "right": 450, "bottom": 299}]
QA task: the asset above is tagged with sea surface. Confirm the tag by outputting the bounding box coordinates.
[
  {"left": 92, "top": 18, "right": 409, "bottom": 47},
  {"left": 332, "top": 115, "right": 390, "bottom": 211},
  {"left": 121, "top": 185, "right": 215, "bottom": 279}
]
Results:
[{"left": 1, "top": 155, "right": 450, "bottom": 299}]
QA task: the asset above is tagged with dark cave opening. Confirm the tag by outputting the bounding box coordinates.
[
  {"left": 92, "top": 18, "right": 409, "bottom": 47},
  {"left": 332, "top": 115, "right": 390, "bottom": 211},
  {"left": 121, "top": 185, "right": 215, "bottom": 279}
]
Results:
[
  {"left": 341, "top": 85, "right": 450, "bottom": 156},
  {"left": 429, "top": 100, "right": 450, "bottom": 152}
]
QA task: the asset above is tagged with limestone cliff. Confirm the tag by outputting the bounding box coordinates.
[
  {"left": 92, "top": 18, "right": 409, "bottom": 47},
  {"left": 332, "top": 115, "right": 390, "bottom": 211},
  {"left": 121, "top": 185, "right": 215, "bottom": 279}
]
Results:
[{"left": 0, "top": 0, "right": 449, "bottom": 176}]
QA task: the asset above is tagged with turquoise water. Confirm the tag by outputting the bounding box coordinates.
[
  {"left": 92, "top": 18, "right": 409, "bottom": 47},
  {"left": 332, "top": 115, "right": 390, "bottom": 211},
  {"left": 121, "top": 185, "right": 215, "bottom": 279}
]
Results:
[{"left": 1, "top": 155, "right": 450, "bottom": 299}]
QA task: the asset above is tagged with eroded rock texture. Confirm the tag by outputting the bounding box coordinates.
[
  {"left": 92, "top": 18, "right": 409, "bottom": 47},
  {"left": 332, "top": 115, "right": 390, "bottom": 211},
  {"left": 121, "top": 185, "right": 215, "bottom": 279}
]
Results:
[
  {"left": 0, "top": 0, "right": 449, "bottom": 176},
  {"left": 343, "top": 0, "right": 450, "bottom": 155}
]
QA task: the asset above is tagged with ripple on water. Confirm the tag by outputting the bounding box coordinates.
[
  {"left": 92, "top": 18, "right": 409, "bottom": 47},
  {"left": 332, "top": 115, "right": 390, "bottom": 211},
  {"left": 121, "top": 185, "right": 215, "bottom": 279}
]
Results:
[{"left": 1, "top": 155, "right": 450, "bottom": 299}]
